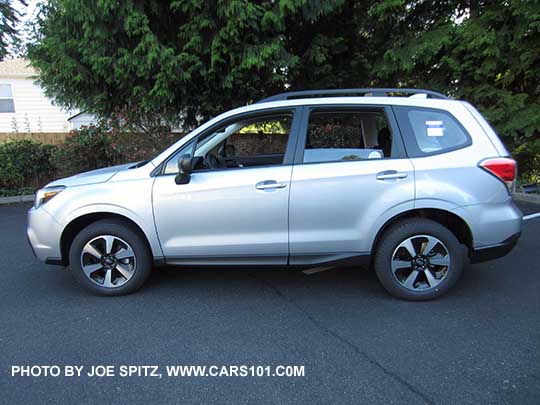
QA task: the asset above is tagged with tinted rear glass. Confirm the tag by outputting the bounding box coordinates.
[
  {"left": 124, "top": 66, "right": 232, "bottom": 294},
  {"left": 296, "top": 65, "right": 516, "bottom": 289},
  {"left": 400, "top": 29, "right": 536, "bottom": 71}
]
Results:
[{"left": 394, "top": 106, "right": 471, "bottom": 156}]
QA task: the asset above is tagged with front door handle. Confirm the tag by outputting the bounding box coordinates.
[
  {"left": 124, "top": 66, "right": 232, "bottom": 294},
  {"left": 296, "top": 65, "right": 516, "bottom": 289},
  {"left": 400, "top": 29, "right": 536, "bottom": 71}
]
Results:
[
  {"left": 376, "top": 170, "right": 408, "bottom": 180},
  {"left": 256, "top": 180, "right": 287, "bottom": 190}
]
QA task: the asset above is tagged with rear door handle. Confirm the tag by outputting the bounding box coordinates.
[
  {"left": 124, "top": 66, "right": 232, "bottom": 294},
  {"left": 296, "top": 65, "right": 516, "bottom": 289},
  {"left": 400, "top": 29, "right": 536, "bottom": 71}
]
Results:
[
  {"left": 256, "top": 180, "right": 287, "bottom": 190},
  {"left": 376, "top": 170, "right": 408, "bottom": 180}
]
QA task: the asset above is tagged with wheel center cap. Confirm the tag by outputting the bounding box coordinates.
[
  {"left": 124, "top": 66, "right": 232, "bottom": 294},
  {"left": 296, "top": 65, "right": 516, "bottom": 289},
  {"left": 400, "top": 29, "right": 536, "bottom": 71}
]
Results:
[
  {"left": 412, "top": 256, "right": 429, "bottom": 269},
  {"left": 102, "top": 255, "right": 116, "bottom": 267}
]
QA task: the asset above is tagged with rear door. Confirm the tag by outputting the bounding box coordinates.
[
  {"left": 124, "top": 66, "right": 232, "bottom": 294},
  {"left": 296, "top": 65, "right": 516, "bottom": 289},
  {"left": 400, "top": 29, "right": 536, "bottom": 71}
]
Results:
[{"left": 288, "top": 105, "right": 415, "bottom": 263}]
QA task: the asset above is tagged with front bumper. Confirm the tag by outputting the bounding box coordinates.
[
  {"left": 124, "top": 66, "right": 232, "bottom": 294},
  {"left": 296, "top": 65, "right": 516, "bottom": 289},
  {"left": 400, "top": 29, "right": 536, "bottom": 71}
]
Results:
[
  {"left": 27, "top": 206, "right": 64, "bottom": 264},
  {"left": 470, "top": 232, "right": 521, "bottom": 263}
]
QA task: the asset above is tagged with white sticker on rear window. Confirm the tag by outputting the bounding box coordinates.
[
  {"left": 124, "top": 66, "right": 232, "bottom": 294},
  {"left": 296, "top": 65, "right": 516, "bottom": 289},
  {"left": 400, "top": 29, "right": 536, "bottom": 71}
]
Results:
[{"left": 426, "top": 120, "right": 444, "bottom": 136}]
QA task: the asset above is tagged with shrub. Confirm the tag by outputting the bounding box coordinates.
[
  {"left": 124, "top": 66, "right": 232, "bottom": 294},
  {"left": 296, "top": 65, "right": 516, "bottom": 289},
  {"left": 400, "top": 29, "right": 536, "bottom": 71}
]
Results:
[
  {"left": 52, "top": 125, "right": 122, "bottom": 178},
  {"left": 113, "top": 131, "right": 179, "bottom": 163},
  {"left": 0, "top": 140, "right": 57, "bottom": 191},
  {"left": 513, "top": 138, "right": 540, "bottom": 185},
  {"left": 52, "top": 124, "right": 181, "bottom": 179}
]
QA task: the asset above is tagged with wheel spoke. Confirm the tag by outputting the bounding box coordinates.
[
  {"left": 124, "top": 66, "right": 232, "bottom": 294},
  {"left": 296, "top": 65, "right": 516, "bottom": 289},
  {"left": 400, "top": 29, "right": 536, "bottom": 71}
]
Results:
[
  {"left": 403, "top": 270, "right": 419, "bottom": 289},
  {"left": 103, "top": 236, "right": 115, "bottom": 255},
  {"left": 402, "top": 239, "right": 417, "bottom": 259},
  {"left": 430, "top": 254, "right": 450, "bottom": 267},
  {"left": 421, "top": 236, "right": 439, "bottom": 255},
  {"left": 115, "top": 246, "right": 134, "bottom": 260},
  {"left": 82, "top": 263, "right": 102, "bottom": 276},
  {"left": 83, "top": 243, "right": 102, "bottom": 259},
  {"left": 424, "top": 269, "right": 439, "bottom": 287},
  {"left": 102, "top": 269, "right": 113, "bottom": 287},
  {"left": 392, "top": 259, "right": 412, "bottom": 272},
  {"left": 116, "top": 263, "right": 132, "bottom": 280}
]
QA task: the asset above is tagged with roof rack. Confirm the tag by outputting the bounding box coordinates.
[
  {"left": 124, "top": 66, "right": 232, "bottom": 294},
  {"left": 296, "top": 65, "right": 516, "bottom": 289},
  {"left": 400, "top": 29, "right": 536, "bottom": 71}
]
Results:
[{"left": 256, "top": 88, "right": 450, "bottom": 103}]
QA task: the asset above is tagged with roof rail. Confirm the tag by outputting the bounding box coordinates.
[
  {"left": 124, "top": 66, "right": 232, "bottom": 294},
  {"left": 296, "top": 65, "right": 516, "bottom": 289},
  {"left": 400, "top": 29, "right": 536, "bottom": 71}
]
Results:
[{"left": 256, "top": 88, "right": 450, "bottom": 103}]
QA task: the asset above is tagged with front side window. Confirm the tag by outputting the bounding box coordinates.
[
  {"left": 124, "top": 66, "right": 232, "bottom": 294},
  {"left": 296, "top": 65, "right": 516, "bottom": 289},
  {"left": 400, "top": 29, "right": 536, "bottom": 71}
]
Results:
[
  {"left": 394, "top": 106, "right": 471, "bottom": 156},
  {"left": 303, "top": 109, "right": 394, "bottom": 163},
  {"left": 0, "top": 84, "right": 15, "bottom": 113},
  {"left": 163, "top": 112, "right": 293, "bottom": 174}
]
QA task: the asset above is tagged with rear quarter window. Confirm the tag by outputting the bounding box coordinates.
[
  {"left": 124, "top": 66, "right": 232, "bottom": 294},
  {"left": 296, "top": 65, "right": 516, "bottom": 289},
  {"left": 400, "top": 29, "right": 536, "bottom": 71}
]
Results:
[{"left": 394, "top": 106, "right": 471, "bottom": 157}]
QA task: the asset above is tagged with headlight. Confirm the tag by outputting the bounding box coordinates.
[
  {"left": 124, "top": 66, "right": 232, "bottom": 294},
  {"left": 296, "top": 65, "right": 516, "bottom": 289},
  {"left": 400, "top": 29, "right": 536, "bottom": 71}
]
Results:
[{"left": 34, "top": 186, "right": 66, "bottom": 208}]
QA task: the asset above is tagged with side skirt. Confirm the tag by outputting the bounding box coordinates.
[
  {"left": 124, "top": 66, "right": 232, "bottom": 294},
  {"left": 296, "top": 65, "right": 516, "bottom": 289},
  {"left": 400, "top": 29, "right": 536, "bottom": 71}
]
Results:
[{"left": 161, "top": 252, "right": 371, "bottom": 269}]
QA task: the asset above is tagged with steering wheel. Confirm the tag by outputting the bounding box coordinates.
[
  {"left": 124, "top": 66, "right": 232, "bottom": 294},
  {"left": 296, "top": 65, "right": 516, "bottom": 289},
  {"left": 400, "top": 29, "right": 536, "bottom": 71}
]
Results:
[
  {"left": 218, "top": 144, "right": 239, "bottom": 167},
  {"left": 218, "top": 144, "right": 236, "bottom": 158},
  {"left": 204, "top": 152, "right": 226, "bottom": 170}
]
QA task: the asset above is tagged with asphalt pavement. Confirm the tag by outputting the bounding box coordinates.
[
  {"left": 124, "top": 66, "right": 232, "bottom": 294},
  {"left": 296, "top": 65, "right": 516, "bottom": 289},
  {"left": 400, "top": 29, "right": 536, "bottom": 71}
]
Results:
[{"left": 1, "top": 201, "right": 539, "bottom": 404}]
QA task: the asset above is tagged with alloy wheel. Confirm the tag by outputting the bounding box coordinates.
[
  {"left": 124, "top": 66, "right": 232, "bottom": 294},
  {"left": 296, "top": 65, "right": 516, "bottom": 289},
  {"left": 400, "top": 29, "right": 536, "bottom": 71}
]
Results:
[
  {"left": 80, "top": 235, "right": 136, "bottom": 288},
  {"left": 391, "top": 234, "right": 450, "bottom": 291}
]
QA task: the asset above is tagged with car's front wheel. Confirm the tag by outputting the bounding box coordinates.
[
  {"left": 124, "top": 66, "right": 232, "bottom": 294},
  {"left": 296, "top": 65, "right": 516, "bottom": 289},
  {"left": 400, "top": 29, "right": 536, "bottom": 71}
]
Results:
[
  {"left": 69, "top": 219, "right": 152, "bottom": 296},
  {"left": 374, "top": 218, "right": 464, "bottom": 300}
]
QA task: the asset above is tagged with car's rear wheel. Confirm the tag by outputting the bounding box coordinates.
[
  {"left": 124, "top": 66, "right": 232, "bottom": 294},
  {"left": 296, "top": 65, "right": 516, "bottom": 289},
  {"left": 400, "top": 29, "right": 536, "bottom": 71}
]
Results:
[
  {"left": 69, "top": 220, "right": 152, "bottom": 296},
  {"left": 374, "top": 218, "right": 464, "bottom": 300}
]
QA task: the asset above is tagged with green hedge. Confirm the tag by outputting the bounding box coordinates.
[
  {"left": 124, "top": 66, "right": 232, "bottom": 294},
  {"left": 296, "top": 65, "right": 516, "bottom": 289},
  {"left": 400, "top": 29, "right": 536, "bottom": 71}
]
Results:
[
  {"left": 0, "top": 140, "right": 57, "bottom": 194},
  {"left": 52, "top": 125, "right": 122, "bottom": 178},
  {"left": 0, "top": 125, "right": 181, "bottom": 195}
]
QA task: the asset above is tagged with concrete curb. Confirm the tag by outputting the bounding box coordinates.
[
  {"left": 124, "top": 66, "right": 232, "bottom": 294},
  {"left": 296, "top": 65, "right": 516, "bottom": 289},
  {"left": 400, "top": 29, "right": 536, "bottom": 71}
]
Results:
[
  {"left": 513, "top": 192, "right": 540, "bottom": 205},
  {"left": 0, "top": 194, "right": 34, "bottom": 205}
]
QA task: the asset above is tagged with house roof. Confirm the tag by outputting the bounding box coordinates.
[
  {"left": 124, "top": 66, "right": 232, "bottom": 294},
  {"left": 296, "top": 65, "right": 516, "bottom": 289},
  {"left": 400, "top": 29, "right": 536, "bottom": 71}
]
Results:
[
  {"left": 67, "top": 111, "right": 86, "bottom": 121},
  {"left": 0, "top": 58, "right": 37, "bottom": 78}
]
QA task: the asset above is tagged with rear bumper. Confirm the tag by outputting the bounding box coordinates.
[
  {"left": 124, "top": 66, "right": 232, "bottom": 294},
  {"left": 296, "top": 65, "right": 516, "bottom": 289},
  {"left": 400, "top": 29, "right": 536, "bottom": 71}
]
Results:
[
  {"left": 456, "top": 198, "right": 522, "bottom": 263},
  {"left": 470, "top": 232, "right": 521, "bottom": 264}
]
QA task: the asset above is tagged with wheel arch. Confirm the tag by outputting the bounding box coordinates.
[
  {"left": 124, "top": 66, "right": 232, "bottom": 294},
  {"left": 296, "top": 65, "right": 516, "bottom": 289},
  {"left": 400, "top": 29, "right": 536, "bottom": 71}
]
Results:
[
  {"left": 60, "top": 212, "right": 155, "bottom": 266},
  {"left": 371, "top": 208, "right": 473, "bottom": 259}
]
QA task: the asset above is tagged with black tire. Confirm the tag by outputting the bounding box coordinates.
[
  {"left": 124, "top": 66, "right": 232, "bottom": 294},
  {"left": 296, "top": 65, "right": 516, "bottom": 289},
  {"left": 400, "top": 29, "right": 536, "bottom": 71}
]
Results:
[
  {"left": 69, "top": 219, "right": 152, "bottom": 296},
  {"left": 374, "top": 218, "right": 464, "bottom": 301}
]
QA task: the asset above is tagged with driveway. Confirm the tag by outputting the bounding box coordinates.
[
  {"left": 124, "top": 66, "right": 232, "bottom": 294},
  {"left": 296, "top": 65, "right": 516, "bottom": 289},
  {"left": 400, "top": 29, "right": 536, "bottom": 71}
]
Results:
[{"left": 1, "top": 201, "right": 539, "bottom": 404}]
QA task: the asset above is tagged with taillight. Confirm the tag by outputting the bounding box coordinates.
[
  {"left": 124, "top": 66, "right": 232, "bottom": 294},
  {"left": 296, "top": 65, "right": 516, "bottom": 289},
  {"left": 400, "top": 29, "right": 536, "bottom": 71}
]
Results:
[{"left": 479, "top": 157, "right": 517, "bottom": 193}]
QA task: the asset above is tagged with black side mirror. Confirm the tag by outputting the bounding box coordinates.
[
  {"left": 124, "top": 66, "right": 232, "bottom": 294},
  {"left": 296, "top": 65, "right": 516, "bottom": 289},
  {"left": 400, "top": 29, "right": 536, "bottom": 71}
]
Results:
[{"left": 175, "top": 155, "right": 193, "bottom": 185}]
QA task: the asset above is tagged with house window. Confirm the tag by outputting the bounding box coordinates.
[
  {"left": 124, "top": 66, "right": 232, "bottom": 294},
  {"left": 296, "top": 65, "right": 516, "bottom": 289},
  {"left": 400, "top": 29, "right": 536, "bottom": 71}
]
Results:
[{"left": 0, "top": 84, "right": 15, "bottom": 113}]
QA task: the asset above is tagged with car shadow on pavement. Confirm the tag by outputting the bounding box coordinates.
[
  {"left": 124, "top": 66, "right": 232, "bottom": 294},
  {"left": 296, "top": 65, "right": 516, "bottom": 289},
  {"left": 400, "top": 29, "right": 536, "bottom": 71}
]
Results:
[{"left": 143, "top": 264, "right": 385, "bottom": 297}]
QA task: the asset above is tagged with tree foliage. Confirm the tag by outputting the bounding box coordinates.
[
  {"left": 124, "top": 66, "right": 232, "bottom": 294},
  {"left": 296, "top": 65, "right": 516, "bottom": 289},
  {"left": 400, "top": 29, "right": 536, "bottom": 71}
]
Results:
[
  {"left": 28, "top": 0, "right": 302, "bottom": 128},
  {"left": 27, "top": 0, "right": 540, "bottom": 176},
  {"left": 0, "top": 0, "right": 27, "bottom": 60},
  {"left": 372, "top": 0, "right": 540, "bottom": 178}
]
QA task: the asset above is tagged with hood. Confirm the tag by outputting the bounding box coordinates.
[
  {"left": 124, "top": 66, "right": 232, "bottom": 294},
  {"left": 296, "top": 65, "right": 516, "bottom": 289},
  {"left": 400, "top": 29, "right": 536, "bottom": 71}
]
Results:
[{"left": 46, "top": 162, "right": 140, "bottom": 188}]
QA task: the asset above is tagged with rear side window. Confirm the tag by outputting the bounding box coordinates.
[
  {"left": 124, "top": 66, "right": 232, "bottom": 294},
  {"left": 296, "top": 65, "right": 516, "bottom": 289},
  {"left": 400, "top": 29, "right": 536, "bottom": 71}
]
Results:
[
  {"left": 303, "top": 109, "right": 396, "bottom": 163},
  {"left": 394, "top": 106, "right": 471, "bottom": 157}
]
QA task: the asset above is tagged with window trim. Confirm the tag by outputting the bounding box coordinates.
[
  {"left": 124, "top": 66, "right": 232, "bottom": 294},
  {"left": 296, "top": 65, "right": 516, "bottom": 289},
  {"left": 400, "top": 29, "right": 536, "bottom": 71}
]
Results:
[
  {"left": 293, "top": 105, "right": 407, "bottom": 166},
  {"left": 152, "top": 106, "right": 302, "bottom": 176},
  {"left": 392, "top": 105, "right": 473, "bottom": 158},
  {"left": 0, "top": 83, "right": 15, "bottom": 113}
]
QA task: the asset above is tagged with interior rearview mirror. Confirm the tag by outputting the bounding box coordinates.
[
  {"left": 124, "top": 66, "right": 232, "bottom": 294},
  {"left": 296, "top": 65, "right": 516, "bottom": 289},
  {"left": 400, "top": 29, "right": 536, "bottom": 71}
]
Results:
[{"left": 175, "top": 155, "right": 193, "bottom": 185}]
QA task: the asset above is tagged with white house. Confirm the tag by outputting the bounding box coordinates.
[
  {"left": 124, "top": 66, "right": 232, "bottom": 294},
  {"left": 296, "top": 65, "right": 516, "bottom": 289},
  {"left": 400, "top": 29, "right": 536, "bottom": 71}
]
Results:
[
  {"left": 0, "top": 58, "right": 187, "bottom": 134},
  {"left": 67, "top": 112, "right": 98, "bottom": 130},
  {"left": 0, "top": 58, "right": 75, "bottom": 133}
]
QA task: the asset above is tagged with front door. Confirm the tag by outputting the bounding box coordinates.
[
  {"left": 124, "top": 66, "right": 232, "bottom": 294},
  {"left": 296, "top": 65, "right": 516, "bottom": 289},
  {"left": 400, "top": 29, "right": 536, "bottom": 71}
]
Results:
[{"left": 152, "top": 109, "right": 300, "bottom": 265}]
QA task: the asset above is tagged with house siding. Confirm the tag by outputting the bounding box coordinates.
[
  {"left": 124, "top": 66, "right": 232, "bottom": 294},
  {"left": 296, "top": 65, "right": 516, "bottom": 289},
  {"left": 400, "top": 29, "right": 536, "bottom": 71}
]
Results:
[{"left": 0, "top": 77, "right": 74, "bottom": 133}]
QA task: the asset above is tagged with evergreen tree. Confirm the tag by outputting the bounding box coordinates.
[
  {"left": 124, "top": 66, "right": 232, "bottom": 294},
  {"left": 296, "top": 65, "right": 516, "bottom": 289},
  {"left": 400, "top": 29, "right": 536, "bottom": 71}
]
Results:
[{"left": 0, "top": 0, "right": 27, "bottom": 60}]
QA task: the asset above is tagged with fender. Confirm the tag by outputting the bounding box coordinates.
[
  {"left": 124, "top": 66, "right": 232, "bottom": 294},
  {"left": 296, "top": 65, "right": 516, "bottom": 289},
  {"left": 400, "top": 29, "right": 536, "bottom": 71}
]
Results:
[
  {"left": 59, "top": 203, "right": 164, "bottom": 258},
  {"left": 368, "top": 198, "right": 472, "bottom": 255},
  {"left": 414, "top": 198, "right": 461, "bottom": 212},
  {"left": 362, "top": 199, "right": 416, "bottom": 252}
]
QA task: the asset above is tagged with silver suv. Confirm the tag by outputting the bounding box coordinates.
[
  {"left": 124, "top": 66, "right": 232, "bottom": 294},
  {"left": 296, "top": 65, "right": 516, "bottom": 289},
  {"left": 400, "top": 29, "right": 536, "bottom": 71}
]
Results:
[{"left": 27, "top": 88, "right": 522, "bottom": 300}]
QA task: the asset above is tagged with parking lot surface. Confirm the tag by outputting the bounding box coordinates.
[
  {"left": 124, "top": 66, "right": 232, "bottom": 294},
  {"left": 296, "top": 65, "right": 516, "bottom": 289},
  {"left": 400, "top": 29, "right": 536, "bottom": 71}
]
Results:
[{"left": 1, "top": 201, "right": 539, "bottom": 404}]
